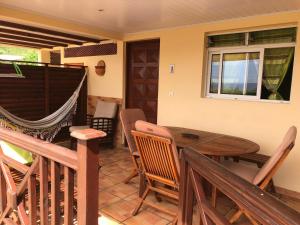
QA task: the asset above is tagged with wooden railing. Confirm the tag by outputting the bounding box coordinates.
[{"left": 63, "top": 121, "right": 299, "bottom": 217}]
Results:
[
  {"left": 0, "top": 127, "right": 105, "bottom": 225},
  {"left": 178, "top": 148, "right": 300, "bottom": 225}
]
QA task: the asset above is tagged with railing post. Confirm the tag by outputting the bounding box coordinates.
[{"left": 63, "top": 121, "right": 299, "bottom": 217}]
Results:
[
  {"left": 44, "top": 64, "right": 50, "bottom": 116},
  {"left": 0, "top": 170, "right": 7, "bottom": 213},
  {"left": 71, "top": 128, "right": 106, "bottom": 225},
  {"left": 178, "top": 151, "right": 193, "bottom": 225}
]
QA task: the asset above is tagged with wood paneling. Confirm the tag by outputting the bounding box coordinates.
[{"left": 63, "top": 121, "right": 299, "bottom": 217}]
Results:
[
  {"left": 0, "top": 63, "right": 87, "bottom": 130},
  {"left": 0, "top": 20, "right": 104, "bottom": 48},
  {"left": 64, "top": 43, "right": 117, "bottom": 58}
]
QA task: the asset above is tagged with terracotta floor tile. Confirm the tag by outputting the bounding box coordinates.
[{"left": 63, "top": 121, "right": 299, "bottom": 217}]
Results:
[
  {"left": 99, "top": 191, "right": 122, "bottom": 208},
  {"left": 99, "top": 175, "right": 121, "bottom": 191},
  {"left": 106, "top": 183, "right": 138, "bottom": 199},
  {"left": 101, "top": 199, "right": 136, "bottom": 222},
  {"left": 123, "top": 210, "right": 170, "bottom": 225}
]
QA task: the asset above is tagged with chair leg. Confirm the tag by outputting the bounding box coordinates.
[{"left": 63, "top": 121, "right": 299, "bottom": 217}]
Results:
[
  {"left": 211, "top": 186, "right": 217, "bottom": 208},
  {"left": 123, "top": 169, "right": 138, "bottom": 184},
  {"left": 229, "top": 209, "right": 243, "bottom": 223},
  {"left": 132, "top": 186, "right": 150, "bottom": 216},
  {"left": 244, "top": 211, "right": 259, "bottom": 225},
  {"left": 171, "top": 215, "right": 178, "bottom": 225}
]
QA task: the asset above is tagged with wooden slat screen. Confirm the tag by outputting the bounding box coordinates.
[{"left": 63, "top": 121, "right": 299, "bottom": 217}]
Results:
[{"left": 0, "top": 63, "right": 87, "bottom": 127}]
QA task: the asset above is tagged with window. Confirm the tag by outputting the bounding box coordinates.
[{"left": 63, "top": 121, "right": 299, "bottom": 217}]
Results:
[{"left": 206, "top": 27, "right": 296, "bottom": 102}]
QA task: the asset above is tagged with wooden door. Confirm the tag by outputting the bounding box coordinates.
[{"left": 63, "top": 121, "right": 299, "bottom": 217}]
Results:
[{"left": 126, "top": 40, "right": 160, "bottom": 123}]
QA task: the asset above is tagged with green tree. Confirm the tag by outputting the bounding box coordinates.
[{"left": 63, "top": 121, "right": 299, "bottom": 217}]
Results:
[{"left": 0, "top": 45, "right": 38, "bottom": 62}]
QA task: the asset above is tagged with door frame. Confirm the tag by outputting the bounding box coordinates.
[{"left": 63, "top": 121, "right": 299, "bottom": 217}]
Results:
[
  {"left": 122, "top": 39, "right": 160, "bottom": 144},
  {"left": 124, "top": 39, "right": 160, "bottom": 110}
]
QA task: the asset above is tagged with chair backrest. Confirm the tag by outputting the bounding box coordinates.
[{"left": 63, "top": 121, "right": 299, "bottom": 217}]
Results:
[
  {"left": 133, "top": 120, "right": 180, "bottom": 186},
  {"left": 119, "top": 108, "right": 146, "bottom": 154},
  {"left": 94, "top": 100, "right": 118, "bottom": 118},
  {"left": 253, "top": 126, "right": 297, "bottom": 185}
]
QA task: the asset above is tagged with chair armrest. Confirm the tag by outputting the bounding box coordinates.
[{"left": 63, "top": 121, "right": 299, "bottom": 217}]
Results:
[{"left": 86, "top": 114, "right": 93, "bottom": 126}]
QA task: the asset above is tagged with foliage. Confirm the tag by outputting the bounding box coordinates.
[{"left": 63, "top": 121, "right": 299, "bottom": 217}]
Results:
[{"left": 0, "top": 45, "right": 38, "bottom": 62}]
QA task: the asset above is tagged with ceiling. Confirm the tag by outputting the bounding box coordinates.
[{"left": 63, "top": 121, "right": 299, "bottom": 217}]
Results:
[
  {"left": 0, "top": 20, "right": 103, "bottom": 49},
  {"left": 1, "top": 0, "right": 300, "bottom": 34}
]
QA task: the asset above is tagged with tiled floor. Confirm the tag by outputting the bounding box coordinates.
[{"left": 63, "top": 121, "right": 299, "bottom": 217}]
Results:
[{"left": 97, "top": 147, "right": 300, "bottom": 225}]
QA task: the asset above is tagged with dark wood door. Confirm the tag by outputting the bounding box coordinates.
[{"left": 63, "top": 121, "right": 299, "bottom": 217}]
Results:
[{"left": 126, "top": 40, "right": 160, "bottom": 123}]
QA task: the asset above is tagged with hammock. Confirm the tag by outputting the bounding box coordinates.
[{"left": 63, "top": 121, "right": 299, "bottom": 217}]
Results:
[{"left": 0, "top": 69, "right": 88, "bottom": 141}]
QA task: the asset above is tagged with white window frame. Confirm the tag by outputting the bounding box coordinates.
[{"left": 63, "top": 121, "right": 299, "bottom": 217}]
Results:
[{"left": 205, "top": 37, "right": 296, "bottom": 102}]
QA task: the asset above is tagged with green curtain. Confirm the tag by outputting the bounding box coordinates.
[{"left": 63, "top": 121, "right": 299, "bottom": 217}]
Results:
[{"left": 262, "top": 47, "right": 294, "bottom": 100}]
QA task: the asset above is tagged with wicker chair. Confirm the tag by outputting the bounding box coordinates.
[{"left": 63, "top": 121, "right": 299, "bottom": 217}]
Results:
[
  {"left": 119, "top": 108, "right": 146, "bottom": 184},
  {"left": 221, "top": 126, "right": 297, "bottom": 223},
  {"left": 70, "top": 100, "right": 118, "bottom": 148},
  {"left": 131, "top": 120, "right": 180, "bottom": 224}
]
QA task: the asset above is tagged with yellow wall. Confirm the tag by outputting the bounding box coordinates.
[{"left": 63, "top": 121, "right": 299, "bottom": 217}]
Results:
[
  {"left": 62, "top": 42, "right": 124, "bottom": 98},
  {"left": 124, "top": 11, "right": 300, "bottom": 192}
]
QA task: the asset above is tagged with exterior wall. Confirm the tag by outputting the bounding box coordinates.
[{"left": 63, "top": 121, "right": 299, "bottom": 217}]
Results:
[
  {"left": 123, "top": 11, "right": 300, "bottom": 192},
  {"left": 61, "top": 42, "right": 124, "bottom": 146},
  {"left": 61, "top": 42, "right": 124, "bottom": 99}
]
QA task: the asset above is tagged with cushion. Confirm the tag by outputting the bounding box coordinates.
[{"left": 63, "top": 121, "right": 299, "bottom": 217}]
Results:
[
  {"left": 94, "top": 100, "right": 118, "bottom": 118},
  {"left": 119, "top": 108, "right": 146, "bottom": 154},
  {"left": 221, "top": 160, "right": 260, "bottom": 184},
  {"left": 0, "top": 140, "right": 33, "bottom": 164},
  {"left": 253, "top": 126, "right": 297, "bottom": 185}
]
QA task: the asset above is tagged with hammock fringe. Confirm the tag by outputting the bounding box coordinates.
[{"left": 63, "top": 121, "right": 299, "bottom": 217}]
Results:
[{"left": 0, "top": 69, "right": 87, "bottom": 142}]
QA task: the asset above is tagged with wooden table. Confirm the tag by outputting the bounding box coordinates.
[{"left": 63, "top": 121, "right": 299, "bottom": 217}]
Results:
[
  {"left": 168, "top": 127, "right": 260, "bottom": 207},
  {"left": 168, "top": 127, "right": 260, "bottom": 158}
]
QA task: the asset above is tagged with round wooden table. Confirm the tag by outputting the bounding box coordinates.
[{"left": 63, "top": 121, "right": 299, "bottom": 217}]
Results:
[
  {"left": 168, "top": 127, "right": 260, "bottom": 207},
  {"left": 168, "top": 127, "right": 260, "bottom": 158}
]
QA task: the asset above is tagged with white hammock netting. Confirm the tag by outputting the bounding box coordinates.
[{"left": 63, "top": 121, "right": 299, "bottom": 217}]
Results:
[{"left": 0, "top": 70, "right": 87, "bottom": 142}]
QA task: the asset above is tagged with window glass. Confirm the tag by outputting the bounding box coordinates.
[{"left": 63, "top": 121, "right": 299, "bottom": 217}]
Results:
[
  {"left": 246, "top": 53, "right": 260, "bottom": 95},
  {"left": 208, "top": 33, "right": 245, "bottom": 47},
  {"left": 221, "top": 53, "right": 246, "bottom": 95},
  {"left": 249, "top": 28, "right": 297, "bottom": 45},
  {"left": 209, "top": 54, "right": 220, "bottom": 93}
]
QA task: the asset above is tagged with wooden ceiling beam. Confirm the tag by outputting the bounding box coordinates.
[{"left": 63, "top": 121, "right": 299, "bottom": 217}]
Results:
[
  {"left": 0, "top": 28, "right": 84, "bottom": 45},
  {"left": 0, "top": 33, "right": 67, "bottom": 47},
  {"left": 0, "top": 41, "right": 40, "bottom": 49},
  {"left": 0, "top": 38, "right": 53, "bottom": 49},
  {"left": 0, "top": 20, "right": 102, "bottom": 43}
]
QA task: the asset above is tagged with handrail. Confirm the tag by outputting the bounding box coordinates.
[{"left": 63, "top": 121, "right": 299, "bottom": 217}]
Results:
[
  {"left": 0, "top": 127, "right": 106, "bottom": 225},
  {"left": 0, "top": 128, "right": 78, "bottom": 170},
  {"left": 178, "top": 148, "right": 300, "bottom": 225}
]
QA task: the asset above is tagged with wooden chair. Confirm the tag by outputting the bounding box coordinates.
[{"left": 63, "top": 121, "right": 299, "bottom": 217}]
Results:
[
  {"left": 70, "top": 100, "right": 118, "bottom": 148},
  {"left": 221, "top": 126, "right": 297, "bottom": 223},
  {"left": 179, "top": 147, "right": 300, "bottom": 225},
  {"left": 131, "top": 121, "right": 180, "bottom": 224},
  {"left": 119, "top": 108, "right": 146, "bottom": 184}
]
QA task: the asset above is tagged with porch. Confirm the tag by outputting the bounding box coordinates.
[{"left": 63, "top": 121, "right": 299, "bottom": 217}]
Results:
[{"left": 1, "top": 1, "right": 300, "bottom": 224}]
